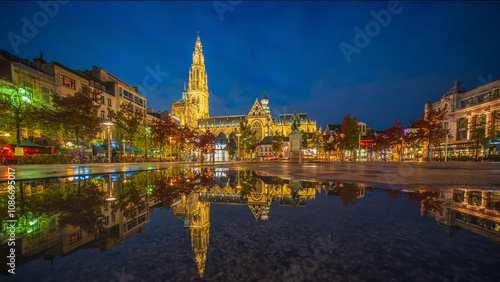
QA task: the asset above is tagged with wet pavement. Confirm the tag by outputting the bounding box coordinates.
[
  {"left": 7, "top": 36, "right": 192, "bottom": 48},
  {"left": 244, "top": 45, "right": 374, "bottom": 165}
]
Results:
[
  {"left": 3, "top": 161, "right": 499, "bottom": 189},
  {"left": 1, "top": 167, "right": 500, "bottom": 281}
]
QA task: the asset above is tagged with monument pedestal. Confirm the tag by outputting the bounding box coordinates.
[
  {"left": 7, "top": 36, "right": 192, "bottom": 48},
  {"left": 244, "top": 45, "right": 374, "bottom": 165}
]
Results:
[{"left": 289, "top": 131, "right": 303, "bottom": 163}]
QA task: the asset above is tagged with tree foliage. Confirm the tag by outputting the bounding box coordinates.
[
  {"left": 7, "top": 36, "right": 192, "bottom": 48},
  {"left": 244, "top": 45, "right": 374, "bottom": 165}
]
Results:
[
  {"left": 46, "top": 88, "right": 102, "bottom": 149},
  {"left": 272, "top": 130, "right": 284, "bottom": 156},
  {"left": 339, "top": 114, "right": 360, "bottom": 161},
  {"left": 0, "top": 81, "right": 42, "bottom": 148},
  {"left": 410, "top": 108, "right": 448, "bottom": 161},
  {"left": 239, "top": 121, "right": 256, "bottom": 154},
  {"left": 150, "top": 116, "right": 178, "bottom": 159},
  {"left": 108, "top": 102, "right": 144, "bottom": 155}
]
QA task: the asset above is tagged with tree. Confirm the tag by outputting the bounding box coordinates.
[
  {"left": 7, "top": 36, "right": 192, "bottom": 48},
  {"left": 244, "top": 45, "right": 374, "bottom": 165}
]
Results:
[
  {"left": 311, "top": 132, "right": 323, "bottom": 160},
  {"left": 150, "top": 116, "right": 178, "bottom": 161},
  {"left": 107, "top": 102, "right": 144, "bottom": 157},
  {"left": 301, "top": 132, "right": 308, "bottom": 150},
  {"left": 239, "top": 121, "right": 256, "bottom": 159},
  {"left": 324, "top": 139, "right": 335, "bottom": 161},
  {"left": 176, "top": 125, "right": 195, "bottom": 160},
  {"left": 404, "top": 130, "right": 422, "bottom": 161},
  {"left": 272, "top": 130, "right": 284, "bottom": 157},
  {"left": 134, "top": 124, "right": 152, "bottom": 161},
  {"left": 198, "top": 130, "right": 216, "bottom": 163},
  {"left": 46, "top": 87, "right": 102, "bottom": 156},
  {"left": 410, "top": 108, "right": 448, "bottom": 161},
  {"left": 339, "top": 114, "right": 360, "bottom": 162},
  {"left": 384, "top": 119, "right": 405, "bottom": 161},
  {"left": 0, "top": 82, "right": 43, "bottom": 164},
  {"left": 373, "top": 134, "right": 390, "bottom": 161},
  {"left": 469, "top": 114, "right": 495, "bottom": 161}
]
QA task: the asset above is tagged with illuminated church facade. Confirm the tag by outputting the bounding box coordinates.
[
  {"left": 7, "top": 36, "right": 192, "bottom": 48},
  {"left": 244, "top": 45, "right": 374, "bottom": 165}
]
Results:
[{"left": 172, "top": 35, "right": 318, "bottom": 141}]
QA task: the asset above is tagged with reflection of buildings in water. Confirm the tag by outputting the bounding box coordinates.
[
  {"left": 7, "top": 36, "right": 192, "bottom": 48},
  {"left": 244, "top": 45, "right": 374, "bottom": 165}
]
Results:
[
  {"left": 0, "top": 175, "right": 151, "bottom": 275},
  {"left": 172, "top": 175, "right": 321, "bottom": 277},
  {"left": 173, "top": 189, "right": 210, "bottom": 278},
  {"left": 422, "top": 189, "right": 500, "bottom": 244}
]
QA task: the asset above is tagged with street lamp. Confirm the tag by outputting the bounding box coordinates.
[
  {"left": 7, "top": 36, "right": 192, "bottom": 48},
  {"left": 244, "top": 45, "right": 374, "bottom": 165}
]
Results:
[
  {"left": 102, "top": 119, "right": 114, "bottom": 163},
  {"left": 169, "top": 136, "right": 173, "bottom": 162},
  {"left": 236, "top": 133, "right": 242, "bottom": 161}
]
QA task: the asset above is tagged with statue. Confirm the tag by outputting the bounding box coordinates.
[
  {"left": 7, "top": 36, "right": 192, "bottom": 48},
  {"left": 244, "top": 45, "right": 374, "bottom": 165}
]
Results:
[{"left": 291, "top": 111, "right": 301, "bottom": 132}]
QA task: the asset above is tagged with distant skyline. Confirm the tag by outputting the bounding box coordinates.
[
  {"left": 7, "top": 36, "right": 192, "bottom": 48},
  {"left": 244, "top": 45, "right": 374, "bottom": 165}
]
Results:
[{"left": 1, "top": 1, "right": 500, "bottom": 130}]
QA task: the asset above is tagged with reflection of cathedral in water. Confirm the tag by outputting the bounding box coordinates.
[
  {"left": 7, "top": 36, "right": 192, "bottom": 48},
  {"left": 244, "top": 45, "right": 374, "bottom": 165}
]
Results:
[
  {"left": 171, "top": 171, "right": 320, "bottom": 277},
  {"left": 420, "top": 188, "right": 500, "bottom": 244}
]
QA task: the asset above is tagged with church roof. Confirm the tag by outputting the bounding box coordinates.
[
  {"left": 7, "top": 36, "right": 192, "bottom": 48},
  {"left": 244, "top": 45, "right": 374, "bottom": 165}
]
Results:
[
  {"left": 198, "top": 115, "right": 246, "bottom": 128},
  {"left": 277, "top": 113, "right": 312, "bottom": 125},
  {"left": 248, "top": 99, "right": 267, "bottom": 116},
  {"left": 259, "top": 136, "right": 273, "bottom": 145},
  {"left": 443, "top": 77, "right": 468, "bottom": 98}
]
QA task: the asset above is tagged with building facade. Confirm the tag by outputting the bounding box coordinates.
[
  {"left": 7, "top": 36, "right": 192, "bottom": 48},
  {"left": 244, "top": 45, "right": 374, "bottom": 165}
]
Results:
[
  {"left": 171, "top": 35, "right": 209, "bottom": 129},
  {"left": 426, "top": 78, "right": 500, "bottom": 157},
  {"left": 172, "top": 36, "right": 317, "bottom": 141}
]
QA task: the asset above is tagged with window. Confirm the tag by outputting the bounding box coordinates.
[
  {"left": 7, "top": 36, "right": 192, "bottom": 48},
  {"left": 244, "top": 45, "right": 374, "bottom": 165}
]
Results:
[
  {"left": 61, "top": 75, "right": 75, "bottom": 89},
  {"left": 134, "top": 96, "right": 143, "bottom": 106},
  {"left": 24, "top": 81, "right": 33, "bottom": 89},
  {"left": 112, "top": 213, "right": 116, "bottom": 223},
  {"left": 123, "top": 89, "right": 134, "bottom": 101},
  {"left": 443, "top": 122, "right": 449, "bottom": 130},
  {"left": 460, "top": 100, "right": 469, "bottom": 109},
  {"left": 108, "top": 98, "right": 112, "bottom": 107},
  {"left": 101, "top": 110, "right": 105, "bottom": 119},
  {"left": 105, "top": 216, "right": 109, "bottom": 225},
  {"left": 101, "top": 95, "right": 105, "bottom": 105},
  {"left": 41, "top": 87, "right": 50, "bottom": 103},
  {"left": 68, "top": 231, "right": 82, "bottom": 245}
]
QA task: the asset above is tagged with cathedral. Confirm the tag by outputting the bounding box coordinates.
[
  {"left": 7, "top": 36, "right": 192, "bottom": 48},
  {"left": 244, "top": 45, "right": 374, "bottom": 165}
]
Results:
[{"left": 172, "top": 35, "right": 318, "bottom": 141}]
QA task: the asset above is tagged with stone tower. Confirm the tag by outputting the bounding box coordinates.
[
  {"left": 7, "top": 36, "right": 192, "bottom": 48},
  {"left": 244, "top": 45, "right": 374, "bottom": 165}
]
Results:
[{"left": 188, "top": 34, "right": 209, "bottom": 119}]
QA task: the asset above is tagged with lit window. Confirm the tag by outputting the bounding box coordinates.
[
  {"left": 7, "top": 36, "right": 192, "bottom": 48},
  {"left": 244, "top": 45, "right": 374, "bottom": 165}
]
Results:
[{"left": 61, "top": 75, "right": 75, "bottom": 89}]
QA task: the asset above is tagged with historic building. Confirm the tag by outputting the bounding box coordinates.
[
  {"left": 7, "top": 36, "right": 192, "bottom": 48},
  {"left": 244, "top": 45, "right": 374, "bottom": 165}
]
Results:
[
  {"left": 172, "top": 36, "right": 318, "bottom": 141},
  {"left": 171, "top": 35, "right": 209, "bottom": 129},
  {"left": 426, "top": 77, "right": 500, "bottom": 157},
  {"left": 421, "top": 188, "right": 500, "bottom": 244}
]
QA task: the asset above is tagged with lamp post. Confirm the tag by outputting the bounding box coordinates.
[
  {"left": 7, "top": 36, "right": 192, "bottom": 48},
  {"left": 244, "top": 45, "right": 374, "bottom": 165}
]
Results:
[
  {"left": 102, "top": 119, "right": 114, "bottom": 163},
  {"left": 169, "top": 136, "right": 173, "bottom": 162},
  {"left": 236, "top": 133, "right": 242, "bottom": 161}
]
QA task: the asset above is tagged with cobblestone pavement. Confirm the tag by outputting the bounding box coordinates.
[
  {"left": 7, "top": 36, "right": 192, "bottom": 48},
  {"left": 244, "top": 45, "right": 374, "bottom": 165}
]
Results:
[{"left": 2, "top": 161, "right": 500, "bottom": 189}]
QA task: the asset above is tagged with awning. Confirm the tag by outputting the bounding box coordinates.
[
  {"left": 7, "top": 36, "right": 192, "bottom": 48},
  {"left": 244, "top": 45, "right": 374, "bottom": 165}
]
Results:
[{"left": 0, "top": 139, "right": 45, "bottom": 148}]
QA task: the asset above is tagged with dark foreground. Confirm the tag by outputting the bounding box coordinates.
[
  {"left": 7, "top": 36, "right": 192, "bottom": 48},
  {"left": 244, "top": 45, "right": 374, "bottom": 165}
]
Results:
[{"left": 1, "top": 167, "right": 499, "bottom": 281}]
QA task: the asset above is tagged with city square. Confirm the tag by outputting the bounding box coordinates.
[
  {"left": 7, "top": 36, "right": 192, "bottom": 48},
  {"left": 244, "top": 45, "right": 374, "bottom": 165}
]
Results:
[{"left": 1, "top": 1, "right": 500, "bottom": 281}]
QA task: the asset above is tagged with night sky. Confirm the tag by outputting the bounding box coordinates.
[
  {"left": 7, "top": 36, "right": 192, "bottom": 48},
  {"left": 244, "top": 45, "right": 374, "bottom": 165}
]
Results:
[{"left": 1, "top": 1, "right": 500, "bottom": 130}]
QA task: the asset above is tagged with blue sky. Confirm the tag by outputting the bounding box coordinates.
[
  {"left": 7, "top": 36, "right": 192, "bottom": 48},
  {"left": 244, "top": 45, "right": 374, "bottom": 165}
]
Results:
[{"left": 1, "top": 1, "right": 499, "bottom": 130}]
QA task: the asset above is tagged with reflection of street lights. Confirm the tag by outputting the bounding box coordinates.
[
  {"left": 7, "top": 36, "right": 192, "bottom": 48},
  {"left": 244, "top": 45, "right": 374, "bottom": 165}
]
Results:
[
  {"left": 236, "top": 133, "right": 242, "bottom": 161},
  {"left": 169, "top": 136, "right": 173, "bottom": 162},
  {"left": 106, "top": 174, "right": 116, "bottom": 201},
  {"left": 102, "top": 119, "right": 114, "bottom": 163}
]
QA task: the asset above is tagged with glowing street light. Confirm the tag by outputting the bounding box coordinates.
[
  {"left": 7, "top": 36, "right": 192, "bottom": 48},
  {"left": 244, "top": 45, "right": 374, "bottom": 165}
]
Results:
[
  {"left": 106, "top": 175, "right": 116, "bottom": 201},
  {"left": 169, "top": 136, "right": 173, "bottom": 162},
  {"left": 102, "top": 119, "right": 114, "bottom": 163}
]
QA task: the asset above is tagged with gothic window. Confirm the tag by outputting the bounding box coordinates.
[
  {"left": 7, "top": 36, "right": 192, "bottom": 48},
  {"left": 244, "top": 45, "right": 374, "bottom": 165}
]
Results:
[{"left": 252, "top": 121, "right": 262, "bottom": 128}]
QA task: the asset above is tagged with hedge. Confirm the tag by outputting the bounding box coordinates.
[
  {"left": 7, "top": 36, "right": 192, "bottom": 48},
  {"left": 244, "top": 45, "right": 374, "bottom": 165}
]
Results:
[{"left": 22, "top": 154, "right": 71, "bottom": 164}]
